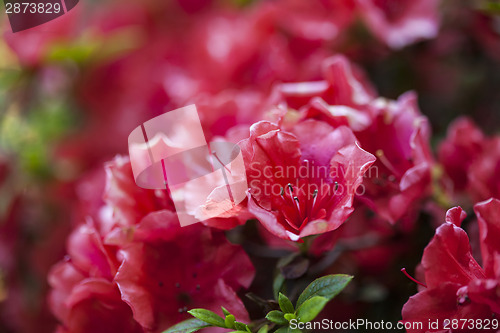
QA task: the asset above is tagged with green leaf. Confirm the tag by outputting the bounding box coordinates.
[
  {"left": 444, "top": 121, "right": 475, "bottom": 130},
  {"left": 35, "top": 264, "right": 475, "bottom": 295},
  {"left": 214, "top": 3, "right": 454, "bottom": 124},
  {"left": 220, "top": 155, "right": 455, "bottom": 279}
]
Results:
[
  {"left": 221, "top": 306, "right": 232, "bottom": 317},
  {"left": 273, "top": 273, "right": 286, "bottom": 300},
  {"left": 278, "top": 293, "right": 294, "bottom": 314},
  {"left": 257, "top": 325, "right": 269, "bottom": 333},
  {"left": 187, "top": 309, "right": 226, "bottom": 327},
  {"left": 225, "top": 315, "right": 235, "bottom": 328},
  {"left": 265, "top": 310, "right": 288, "bottom": 325},
  {"left": 275, "top": 327, "right": 302, "bottom": 333},
  {"left": 234, "top": 322, "right": 248, "bottom": 331},
  {"left": 284, "top": 313, "right": 296, "bottom": 321},
  {"left": 296, "top": 274, "right": 353, "bottom": 308},
  {"left": 296, "top": 296, "right": 329, "bottom": 322},
  {"left": 163, "top": 318, "right": 210, "bottom": 333}
]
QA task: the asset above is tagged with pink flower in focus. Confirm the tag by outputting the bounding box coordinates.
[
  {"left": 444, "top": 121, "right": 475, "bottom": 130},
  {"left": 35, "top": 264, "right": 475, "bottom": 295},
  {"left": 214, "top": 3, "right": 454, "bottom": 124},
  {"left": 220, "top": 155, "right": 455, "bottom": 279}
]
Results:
[
  {"left": 402, "top": 201, "right": 500, "bottom": 332},
  {"left": 240, "top": 119, "right": 375, "bottom": 241},
  {"left": 355, "top": 0, "right": 441, "bottom": 49}
]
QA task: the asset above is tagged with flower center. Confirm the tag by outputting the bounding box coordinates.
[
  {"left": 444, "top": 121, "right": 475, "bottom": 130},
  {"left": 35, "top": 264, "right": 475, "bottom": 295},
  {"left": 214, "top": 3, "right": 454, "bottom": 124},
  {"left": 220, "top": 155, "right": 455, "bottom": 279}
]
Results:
[{"left": 277, "top": 180, "right": 339, "bottom": 234}]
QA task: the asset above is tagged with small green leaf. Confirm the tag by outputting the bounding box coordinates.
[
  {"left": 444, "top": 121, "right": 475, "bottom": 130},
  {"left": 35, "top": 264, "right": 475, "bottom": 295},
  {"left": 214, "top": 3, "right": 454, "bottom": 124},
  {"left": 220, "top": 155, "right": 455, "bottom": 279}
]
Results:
[
  {"left": 257, "top": 325, "right": 269, "bottom": 333},
  {"left": 221, "top": 307, "right": 232, "bottom": 317},
  {"left": 187, "top": 309, "right": 226, "bottom": 327},
  {"left": 225, "top": 315, "right": 235, "bottom": 328},
  {"left": 275, "top": 327, "right": 302, "bottom": 333},
  {"left": 296, "top": 296, "right": 329, "bottom": 322},
  {"left": 296, "top": 274, "right": 353, "bottom": 308},
  {"left": 234, "top": 322, "right": 248, "bottom": 331},
  {"left": 284, "top": 313, "right": 296, "bottom": 321},
  {"left": 278, "top": 293, "right": 295, "bottom": 313},
  {"left": 163, "top": 318, "right": 210, "bottom": 333},
  {"left": 273, "top": 274, "right": 286, "bottom": 300},
  {"left": 265, "top": 310, "right": 288, "bottom": 325},
  {"left": 227, "top": 331, "right": 248, "bottom": 333}
]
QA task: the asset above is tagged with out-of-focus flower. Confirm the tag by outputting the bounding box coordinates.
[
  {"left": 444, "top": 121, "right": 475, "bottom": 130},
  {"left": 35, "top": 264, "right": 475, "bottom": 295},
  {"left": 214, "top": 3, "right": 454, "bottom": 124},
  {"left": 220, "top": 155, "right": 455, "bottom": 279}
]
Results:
[
  {"left": 48, "top": 156, "right": 255, "bottom": 332},
  {"left": 468, "top": 138, "right": 500, "bottom": 203},
  {"left": 274, "top": 55, "right": 376, "bottom": 114},
  {"left": 355, "top": 0, "right": 441, "bottom": 49},
  {"left": 438, "top": 117, "right": 500, "bottom": 204},
  {"left": 116, "top": 213, "right": 254, "bottom": 331},
  {"left": 48, "top": 223, "right": 143, "bottom": 333},
  {"left": 438, "top": 117, "right": 485, "bottom": 194},
  {"left": 101, "top": 156, "right": 173, "bottom": 238},
  {"left": 402, "top": 201, "right": 500, "bottom": 332},
  {"left": 3, "top": 6, "right": 81, "bottom": 66},
  {"left": 240, "top": 119, "right": 375, "bottom": 241},
  {"left": 354, "top": 92, "right": 433, "bottom": 224}
]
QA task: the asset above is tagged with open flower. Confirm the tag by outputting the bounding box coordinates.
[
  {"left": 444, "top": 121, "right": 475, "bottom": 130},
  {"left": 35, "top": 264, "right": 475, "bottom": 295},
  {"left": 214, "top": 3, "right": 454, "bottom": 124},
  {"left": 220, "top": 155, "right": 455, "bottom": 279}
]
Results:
[
  {"left": 240, "top": 119, "right": 375, "bottom": 241},
  {"left": 402, "top": 200, "right": 500, "bottom": 332},
  {"left": 274, "top": 56, "right": 433, "bottom": 225},
  {"left": 48, "top": 223, "right": 141, "bottom": 333},
  {"left": 354, "top": 92, "right": 433, "bottom": 224},
  {"left": 48, "top": 156, "right": 255, "bottom": 332},
  {"left": 115, "top": 212, "right": 255, "bottom": 331}
]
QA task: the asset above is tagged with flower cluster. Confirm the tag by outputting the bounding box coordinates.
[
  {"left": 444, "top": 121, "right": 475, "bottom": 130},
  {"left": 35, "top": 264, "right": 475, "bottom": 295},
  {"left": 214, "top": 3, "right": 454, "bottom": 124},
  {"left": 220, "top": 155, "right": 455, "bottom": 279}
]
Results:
[
  {"left": 2, "top": 0, "right": 500, "bottom": 332},
  {"left": 48, "top": 157, "right": 254, "bottom": 332}
]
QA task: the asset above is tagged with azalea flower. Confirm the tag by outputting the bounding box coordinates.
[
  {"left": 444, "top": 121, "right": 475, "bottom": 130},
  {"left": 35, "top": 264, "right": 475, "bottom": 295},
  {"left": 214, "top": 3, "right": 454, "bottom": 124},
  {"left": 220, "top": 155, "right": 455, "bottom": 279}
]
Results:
[
  {"left": 48, "top": 157, "right": 255, "bottom": 332},
  {"left": 240, "top": 119, "right": 375, "bottom": 241},
  {"left": 274, "top": 55, "right": 434, "bottom": 225},
  {"left": 402, "top": 200, "right": 500, "bottom": 332},
  {"left": 115, "top": 213, "right": 254, "bottom": 331},
  {"left": 438, "top": 117, "right": 500, "bottom": 204}
]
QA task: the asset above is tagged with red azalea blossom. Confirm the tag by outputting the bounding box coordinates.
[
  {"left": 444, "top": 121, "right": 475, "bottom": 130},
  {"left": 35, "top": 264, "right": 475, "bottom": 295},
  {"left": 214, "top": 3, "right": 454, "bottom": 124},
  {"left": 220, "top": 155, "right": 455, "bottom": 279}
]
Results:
[
  {"left": 439, "top": 117, "right": 500, "bottom": 203},
  {"left": 354, "top": 92, "right": 433, "bottom": 224},
  {"left": 402, "top": 200, "right": 500, "bottom": 332},
  {"left": 48, "top": 157, "right": 255, "bottom": 332},
  {"left": 115, "top": 213, "right": 254, "bottom": 331},
  {"left": 240, "top": 119, "right": 375, "bottom": 241},
  {"left": 48, "top": 223, "right": 140, "bottom": 333},
  {"left": 274, "top": 56, "right": 433, "bottom": 225},
  {"left": 438, "top": 117, "right": 485, "bottom": 193}
]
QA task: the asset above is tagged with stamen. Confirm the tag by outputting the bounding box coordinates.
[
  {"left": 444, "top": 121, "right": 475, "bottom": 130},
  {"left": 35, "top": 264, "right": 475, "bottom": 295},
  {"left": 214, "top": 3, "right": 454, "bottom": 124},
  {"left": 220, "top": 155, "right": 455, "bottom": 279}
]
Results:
[
  {"left": 334, "top": 181, "right": 339, "bottom": 191},
  {"left": 310, "top": 189, "right": 319, "bottom": 214},
  {"left": 401, "top": 268, "right": 427, "bottom": 288},
  {"left": 280, "top": 187, "right": 284, "bottom": 196},
  {"left": 376, "top": 150, "right": 401, "bottom": 177},
  {"left": 287, "top": 183, "right": 294, "bottom": 193},
  {"left": 293, "top": 196, "right": 302, "bottom": 217},
  {"left": 212, "top": 151, "right": 232, "bottom": 174}
]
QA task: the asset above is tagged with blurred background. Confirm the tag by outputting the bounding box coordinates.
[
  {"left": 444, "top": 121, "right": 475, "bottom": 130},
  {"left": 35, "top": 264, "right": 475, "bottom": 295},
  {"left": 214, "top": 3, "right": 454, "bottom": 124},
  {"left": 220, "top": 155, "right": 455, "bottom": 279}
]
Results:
[{"left": 1, "top": 0, "right": 500, "bottom": 331}]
